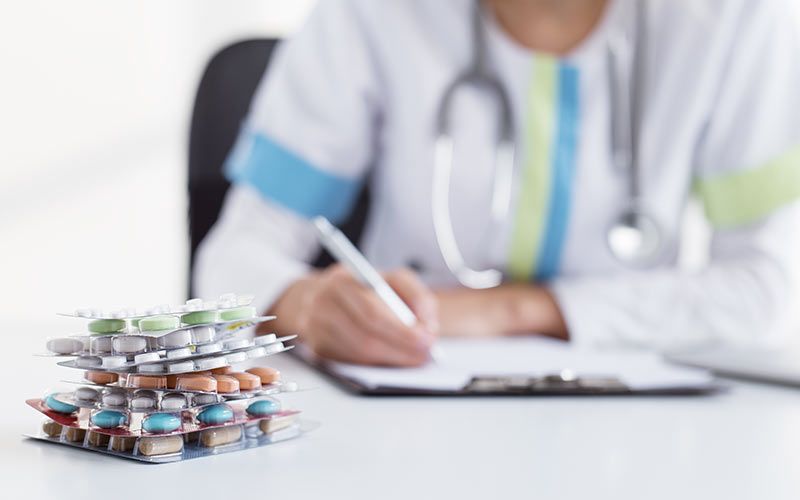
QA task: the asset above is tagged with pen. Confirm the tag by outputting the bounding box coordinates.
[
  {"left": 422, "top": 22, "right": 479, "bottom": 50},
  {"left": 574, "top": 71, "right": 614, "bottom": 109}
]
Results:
[{"left": 312, "top": 216, "right": 439, "bottom": 361}]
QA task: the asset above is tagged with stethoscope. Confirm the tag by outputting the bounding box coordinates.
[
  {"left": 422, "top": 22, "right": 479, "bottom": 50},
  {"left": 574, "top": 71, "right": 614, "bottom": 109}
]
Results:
[{"left": 432, "top": 0, "right": 662, "bottom": 289}]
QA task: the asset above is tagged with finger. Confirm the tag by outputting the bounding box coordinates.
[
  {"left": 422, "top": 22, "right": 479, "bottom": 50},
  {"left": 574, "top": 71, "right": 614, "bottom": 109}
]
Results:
[{"left": 384, "top": 269, "right": 439, "bottom": 334}]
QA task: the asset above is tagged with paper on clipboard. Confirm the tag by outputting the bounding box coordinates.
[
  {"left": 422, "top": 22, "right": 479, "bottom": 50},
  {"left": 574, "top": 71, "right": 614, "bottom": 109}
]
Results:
[{"left": 317, "top": 337, "right": 714, "bottom": 392}]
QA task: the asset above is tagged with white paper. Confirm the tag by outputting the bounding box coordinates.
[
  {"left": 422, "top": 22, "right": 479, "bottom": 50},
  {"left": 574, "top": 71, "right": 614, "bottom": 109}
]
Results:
[{"left": 321, "top": 337, "right": 713, "bottom": 392}]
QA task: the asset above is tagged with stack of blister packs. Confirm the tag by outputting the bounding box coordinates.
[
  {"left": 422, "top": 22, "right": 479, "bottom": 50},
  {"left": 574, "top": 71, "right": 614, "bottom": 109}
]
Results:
[{"left": 27, "top": 293, "right": 303, "bottom": 463}]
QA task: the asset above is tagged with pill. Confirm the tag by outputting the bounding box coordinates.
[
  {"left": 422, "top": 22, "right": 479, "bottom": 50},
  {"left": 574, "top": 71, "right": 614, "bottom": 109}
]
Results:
[
  {"left": 101, "top": 356, "right": 127, "bottom": 368},
  {"left": 142, "top": 413, "right": 182, "bottom": 433},
  {"left": 75, "top": 387, "right": 100, "bottom": 403},
  {"left": 92, "top": 410, "right": 128, "bottom": 428},
  {"left": 87, "top": 430, "right": 110, "bottom": 447},
  {"left": 200, "top": 424, "right": 242, "bottom": 447},
  {"left": 246, "top": 399, "right": 281, "bottom": 416},
  {"left": 166, "top": 347, "right": 192, "bottom": 359},
  {"left": 85, "top": 370, "right": 118, "bottom": 385},
  {"left": 160, "top": 393, "right": 187, "bottom": 411},
  {"left": 211, "top": 375, "right": 240, "bottom": 393},
  {"left": 90, "top": 336, "right": 113, "bottom": 354},
  {"left": 76, "top": 356, "right": 102, "bottom": 368},
  {"left": 246, "top": 347, "right": 267, "bottom": 359},
  {"left": 196, "top": 404, "right": 234, "bottom": 425},
  {"left": 138, "top": 363, "right": 164, "bottom": 374},
  {"left": 42, "top": 420, "right": 63, "bottom": 437},
  {"left": 225, "top": 351, "right": 247, "bottom": 364},
  {"left": 47, "top": 337, "right": 85, "bottom": 355},
  {"left": 223, "top": 338, "right": 251, "bottom": 350},
  {"left": 165, "top": 375, "right": 178, "bottom": 389},
  {"left": 196, "top": 342, "right": 222, "bottom": 354},
  {"left": 88, "top": 319, "right": 125, "bottom": 334},
  {"left": 211, "top": 366, "right": 232, "bottom": 375},
  {"left": 44, "top": 394, "right": 78, "bottom": 414},
  {"left": 111, "top": 436, "right": 136, "bottom": 452},
  {"left": 167, "top": 360, "right": 195, "bottom": 373},
  {"left": 127, "top": 375, "right": 167, "bottom": 389},
  {"left": 139, "top": 315, "right": 179, "bottom": 332},
  {"left": 219, "top": 306, "right": 256, "bottom": 322},
  {"left": 230, "top": 372, "right": 261, "bottom": 390},
  {"left": 112, "top": 335, "right": 148, "bottom": 354},
  {"left": 259, "top": 415, "right": 297, "bottom": 434},
  {"left": 138, "top": 435, "right": 184, "bottom": 456},
  {"left": 130, "top": 390, "right": 157, "bottom": 410},
  {"left": 65, "top": 427, "right": 87, "bottom": 442},
  {"left": 102, "top": 389, "right": 127, "bottom": 407},
  {"left": 134, "top": 352, "right": 161, "bottom": 364},
  {"left": 189, "top": 325, "right": 215, "bottom": 344},
  {"left": 158, "top": 329, "right": 192, "bottom": 349},
  {"left": 181, "top": 310, "right": 217, "bottom": 326},
  {"left": 254, "top": 334, "right": 277, "bottom": 346},
  {"left": 176, "top": 375, "right": 217, "bottom": 392},
  {"left": 194, "top": 357, "right": 227, "bottom": 371},
  {"left": 264, "top": 342, "right": 285, "bottom": 355},
  {"left": 185, "top": 298, "right": 204, "bottom": 310},
  {"left": 246, "top": 367, "right": 281, "bottom": 385},
  {"left": 192, "top": 393, "right": 219, "bottom": 406}
]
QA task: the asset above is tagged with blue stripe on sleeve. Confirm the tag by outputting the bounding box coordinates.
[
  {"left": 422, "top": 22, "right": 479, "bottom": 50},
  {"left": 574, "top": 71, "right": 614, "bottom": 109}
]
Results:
[
  {"left": 536, "top": 63, "right": 580, "bottom": 281},
  {"left": 225, "top": 130, "right": 363, "bottom": 224}
]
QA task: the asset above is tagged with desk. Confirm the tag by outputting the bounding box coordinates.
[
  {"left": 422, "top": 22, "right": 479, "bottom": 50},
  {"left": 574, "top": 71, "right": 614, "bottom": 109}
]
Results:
[{"left": 3, "top": 322, "right": 800, "bottom": 500}]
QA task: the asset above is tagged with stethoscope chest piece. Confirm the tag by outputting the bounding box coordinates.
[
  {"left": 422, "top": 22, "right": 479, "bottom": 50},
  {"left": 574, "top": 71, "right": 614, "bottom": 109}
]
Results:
[{"left": 607, "top": 206, "right": 662, "bottom": 267}]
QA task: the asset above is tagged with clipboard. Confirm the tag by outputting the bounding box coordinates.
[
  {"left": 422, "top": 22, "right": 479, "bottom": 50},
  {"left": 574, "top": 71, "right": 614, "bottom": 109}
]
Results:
[{"left": 293, "top": 337, "right": 722, "bottom": 396}]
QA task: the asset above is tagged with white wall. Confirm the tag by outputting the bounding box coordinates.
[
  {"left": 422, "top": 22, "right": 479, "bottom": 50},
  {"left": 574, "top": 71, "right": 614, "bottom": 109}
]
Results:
[{"left": 0, "top": 1, "right": 315, "bottom": 321}]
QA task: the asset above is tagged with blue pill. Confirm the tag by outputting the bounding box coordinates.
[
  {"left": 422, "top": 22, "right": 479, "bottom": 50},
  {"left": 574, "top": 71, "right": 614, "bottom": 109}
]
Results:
[
  {"left": 246, "top": 399, "right": 281, "bottom": 417},
  {"left": 196, "top": 404, "right": 233, "bottom": 425},
  {"left": 92, "top": 410, "right": 128, "bottom": 429},
  {"left": 142, "top": 413, "right": 182, "bottom": 433},
  {"left": 45, "top": 394, "right": 78, "bottom": 414}
]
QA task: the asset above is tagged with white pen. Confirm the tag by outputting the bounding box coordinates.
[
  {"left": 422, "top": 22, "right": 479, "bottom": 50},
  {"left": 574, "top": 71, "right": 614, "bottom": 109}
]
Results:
[{"left": 312, "top": 216, "right": 440, "bottom": 361}]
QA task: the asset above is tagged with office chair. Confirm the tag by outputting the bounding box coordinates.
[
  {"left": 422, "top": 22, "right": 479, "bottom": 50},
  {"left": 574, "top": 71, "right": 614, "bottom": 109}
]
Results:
[{"left": 187, "top": 39, "right": 370, "bottom": 296}]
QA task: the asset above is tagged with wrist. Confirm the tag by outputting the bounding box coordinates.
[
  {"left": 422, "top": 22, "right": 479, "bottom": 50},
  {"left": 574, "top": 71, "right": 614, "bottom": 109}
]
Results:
[
  {"left": 497, "top": 284, "right": 568, "bottom": 339},
  {"left": 264, "top": 273, "right": 319, "bottom": 335}
]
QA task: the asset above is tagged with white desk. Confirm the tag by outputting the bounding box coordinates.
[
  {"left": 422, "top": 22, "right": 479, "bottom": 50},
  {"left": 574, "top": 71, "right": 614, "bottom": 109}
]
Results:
[{"left": 3, "top": 322, "right": 800, "bottom": 500}]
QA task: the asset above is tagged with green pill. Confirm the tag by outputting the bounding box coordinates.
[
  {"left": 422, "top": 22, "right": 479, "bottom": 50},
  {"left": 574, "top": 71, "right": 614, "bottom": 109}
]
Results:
[
  {"left": 181, "top": 310, "right": 218, "bottom": 326},
  {"left": 88, "top": 319, "right": 125, "bottom": 334},
  {"left": 139, "top": 315, "right": 179, "bottom": 332},
  {"left": 218, "top": 306, "right": 256, "bottom": 322}
]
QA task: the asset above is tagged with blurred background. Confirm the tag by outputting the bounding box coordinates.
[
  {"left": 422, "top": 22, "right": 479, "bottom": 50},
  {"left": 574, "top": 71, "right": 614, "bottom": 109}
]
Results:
[{"left": 1, "top": 0, "right": 315, "bottom": 321}]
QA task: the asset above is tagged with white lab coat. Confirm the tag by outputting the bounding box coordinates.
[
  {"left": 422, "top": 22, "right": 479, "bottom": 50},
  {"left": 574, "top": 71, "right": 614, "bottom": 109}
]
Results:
[{"left": 196, "top": 0, "right": 800, "bottom": 350}]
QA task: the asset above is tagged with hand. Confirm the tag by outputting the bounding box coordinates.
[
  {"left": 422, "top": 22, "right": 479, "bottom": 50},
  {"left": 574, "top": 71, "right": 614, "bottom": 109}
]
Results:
[
  {"left": 435, "top": 284, "right": 568, "bottom": 339},
  {"left": 269, "top": 265, "right": 439, "bottom": 366}
]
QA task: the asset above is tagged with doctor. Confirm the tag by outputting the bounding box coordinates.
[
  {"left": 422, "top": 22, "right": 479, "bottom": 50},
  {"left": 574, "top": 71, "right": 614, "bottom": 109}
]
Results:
[{"left": 197, "top": 0, "right": 800, "bottom": 366}]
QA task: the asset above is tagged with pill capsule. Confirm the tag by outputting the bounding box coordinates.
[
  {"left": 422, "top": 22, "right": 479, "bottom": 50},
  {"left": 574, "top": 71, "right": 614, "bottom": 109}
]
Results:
[
  {"left": 92, "top": 410, "right": 128, "bottom": 429},
  {"left": 76, "top": 356, "right": 102, "bottom": 368},
  {"left": 246, "top": 399, "right": 281, "bottom": 416},
  {"left": 138, "top": 363, "right": 164, "bottom": 374},
  {"left": 138, "top": 435, "right": 184, "bottom": 456},
  {"left": 65, "top": 427, "right": 87, "bottom": 442},
  {"left": 210, "top": 366, "right": 232, "bottom": 375},
  {"left": 88, "top": 319, "right": 125, "bottom": 334},
  {"left": 42, "top": 420, "right": 63, "bottom": 437},
  {"left": 88, "top": 430, "right": 110, "bottom": 447},
  {"left": 196, "top": 404, "right": 234, "bottom": 425},
  {"left": 196, "top": 342, "right": 222, "bottom": 354},
  {"left": 130, "top": 390, "right": 157, "bottom": 410},
  {"left": 44, "top": 394, "right": 78, "bottom": 414},
  {"left": 75, "top": 387, "right": 100, "bottom": 403},
  {"left": 219, "top": 306, "right": 256, "bottom": 322},
  {"left": 166, "top": 347, "right": 192, "bottom": 360},
  {"left": 102, "top": 389, "right": 127, "bottom": 407},
  {"left": 127, "top": 375, "right": 167, "bottom": 389},
  {"left": 225, "top": 351, "right": 247, "bottom": 364},
  {"left": 176, "top": 375, "right": 217, "bottom": 392},
  {"left": 189, "top": 325, "right": 215, "bottom": 344},
  {"left": 194, "top": 357, "right": 227, "bottom": 371},
  {"left": 167, "top": 360, "right": 195, "bottom": 373},
  {"left": 112, "top": 335, "right": 148, "bottom": 354},
  {"left": 223, "top": 338, "right": 251, "bottom": 350},
  {"left": 192, "top": 393, "right": 219, "bottom": 406},
  {"left": 85, "top": 370, "right": 118, "bottom": 385},
  {"left": 160, "top": 392, "right": 187, "bottom": 411},
  {"left": 158, "top": 329, "right": 192, "bottom": 349},
  {"left": 246, "top": 347, "right": 267, "bottom": 359},
  {"left": 139, "top": 315, "right": 179, "bottom": 333},
  {"left": 259, "top": 414, "right": 296, "bottom": 434},
  {"left": 142, "top": 413, "right": 182, "bottom": 433},
  {"left": 134, "top": 352, "right": 161, "bottom": 364},
  {"left": 90, "top": 336, "right": 113, "bottom": 354},
  {"left": 110, "top": 436, "right": 136, "bottom": 452},
  {"left": 181, "top": 310, "right": 217, "bottom": 326},
  {"left": 254, "top": 334, "right": 278, "bottom": 346},
  {"left": 199, "top": 424, "right": 242, "bottom": 447},
  {"left": 246, "top": 367, "right": 281, "bottom": 385},
  {"left": 101, "top": 356, "right": 127, "bottom": 368},
  {"left": 230, "top": 372, "right": 261, "bottom": 390},
  {"left": 47, "top": 337, "right": 85, "bottom": 355},
  {"left": 211, "top": 375, "right": 239, "bottom": 394}
]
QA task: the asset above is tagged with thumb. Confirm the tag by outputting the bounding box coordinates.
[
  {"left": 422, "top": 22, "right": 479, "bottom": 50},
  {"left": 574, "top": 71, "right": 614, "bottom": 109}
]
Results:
[{"left": 384, "top": 268, "right": 439, "bottom": 335}]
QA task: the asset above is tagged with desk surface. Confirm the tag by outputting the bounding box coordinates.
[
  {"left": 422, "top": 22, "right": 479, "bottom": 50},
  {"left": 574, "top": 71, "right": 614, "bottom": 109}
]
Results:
[{"left": 3, "top": 323, "right": 800, "bottom": 500}]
